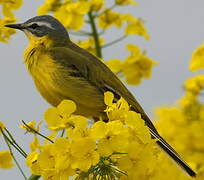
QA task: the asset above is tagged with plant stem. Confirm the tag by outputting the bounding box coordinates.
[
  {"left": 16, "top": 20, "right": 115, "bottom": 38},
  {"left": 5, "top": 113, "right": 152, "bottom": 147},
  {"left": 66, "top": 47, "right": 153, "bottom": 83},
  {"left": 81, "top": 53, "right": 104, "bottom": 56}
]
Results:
[
  {"left": 88, "top": 11, "right": 102, "bottom": 58},
  {"left": 69, "top": 30, "right": 92, "bottom": 37},
  {"left": 102, "top": 35, "right": 127, "bottom": 48},
  {"left": 1, "top": 128, "right": 27, "bottom": 158},
  {"left": 4, "top": 128, "right": 27, "bottom": 157},
  {"left": 22, "top": 120, "right": 54, "bottom": 143},
  {"left": 94, "top": 4, "right": 117, "bottom": 18},
  {"left": 61, "top": 129, "right": 65, "bottom": 137},
  {"left": 2, "top": 132, "right": 27, "bottom": 158},
  {"left": 28, "top": 174, "right": 41, "bottom": 180},
  {"left": 1, "top": 129, "right": 27, "bottom": 180}
]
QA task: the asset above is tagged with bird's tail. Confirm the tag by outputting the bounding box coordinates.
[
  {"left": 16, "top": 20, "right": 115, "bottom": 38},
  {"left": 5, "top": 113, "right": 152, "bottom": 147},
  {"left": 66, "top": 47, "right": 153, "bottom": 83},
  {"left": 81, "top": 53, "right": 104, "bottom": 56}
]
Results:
[{"left": 149, "top": 128, "right": 196, "bottom": 177}]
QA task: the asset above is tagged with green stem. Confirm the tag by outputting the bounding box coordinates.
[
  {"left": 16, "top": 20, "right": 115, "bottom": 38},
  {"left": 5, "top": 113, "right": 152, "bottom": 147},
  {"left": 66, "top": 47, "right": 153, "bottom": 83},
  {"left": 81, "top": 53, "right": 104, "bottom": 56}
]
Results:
[
  {"left": 102, "top": 35, "right": 127, "bottom": 48},
  {"left": 88, "top": 11, "right": 102, "bottom": 58},
  {"left": 94, "top": 4, "right": 117, "bottom": 18},
  {"left": 3, "top": 132, "right": 27, "bottom": 158},
  {"left": 1, "top": 129, "right": 27, "bottom": 158},
  {"left": 1, "top": 129, "right": 27, "bottom": 180},
  {"left": 4, "top": 128, "right": 27, "bottom": 157},
  {"left": 60, "top": 129, "right": 65, "bottom": 137},
  {"left": 22, "top": 120, "right": 54, "bottom": 143},
  {"left": 28, "top": 174, "right": 41, "bottom": 180},
  {"left": 69, "top": 30, "right": 92, "bottom": 36}
]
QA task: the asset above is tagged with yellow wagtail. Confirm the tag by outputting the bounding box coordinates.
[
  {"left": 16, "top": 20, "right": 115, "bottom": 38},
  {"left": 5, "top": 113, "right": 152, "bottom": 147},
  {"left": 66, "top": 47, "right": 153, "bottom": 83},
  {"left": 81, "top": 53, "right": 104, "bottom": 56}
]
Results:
[{"left": 5, "top": 15, "right": 196, "bottom": 177}]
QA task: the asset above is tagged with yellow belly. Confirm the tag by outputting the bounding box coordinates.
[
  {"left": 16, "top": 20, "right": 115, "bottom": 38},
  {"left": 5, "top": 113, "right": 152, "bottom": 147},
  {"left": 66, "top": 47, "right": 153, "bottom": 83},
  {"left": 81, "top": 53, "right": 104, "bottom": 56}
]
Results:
[{"left": 34, "top": 75, "right": 106, "bottom": 118}]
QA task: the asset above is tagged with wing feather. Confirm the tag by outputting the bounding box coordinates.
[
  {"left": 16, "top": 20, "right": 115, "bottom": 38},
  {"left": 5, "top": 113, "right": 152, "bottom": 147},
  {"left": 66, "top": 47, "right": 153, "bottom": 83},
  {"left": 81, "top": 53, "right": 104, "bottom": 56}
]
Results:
[{"left": 48, "top": 43, "right": 157, "bottom": 131}]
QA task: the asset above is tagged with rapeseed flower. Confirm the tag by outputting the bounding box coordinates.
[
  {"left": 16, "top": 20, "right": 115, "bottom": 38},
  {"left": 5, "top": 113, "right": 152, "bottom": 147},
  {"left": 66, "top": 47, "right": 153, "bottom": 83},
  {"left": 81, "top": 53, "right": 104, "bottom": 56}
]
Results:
[
  {"left": 116, "top": 0, "right": 137, "bottom": 6},
  {"left": 0, "top": 120, "right": 5, "bottom": 130},
  {"left": 54, "top": 1, "right": 90, "bottom": 30},
  {"left": 91, "top": 120, "right": 129, "bottom": 156},
  {"left": 98, "top": 10, "right": 123, "bottom": 29},
  {"left": 0, "top": 151, "right": 13, "bottom": 169},
  {"left": 77, "top": 38, "right": 105, "bottom": 56},
  {"left": 122, "top": 44, "right": 156, "bottom": 84},
  {"left": 0, "top": 0, "right": 22, "bottom": 42},
  {"left": 124, "top": 14, "right": 149, "bottom": 39},
  {"left": 19, "top": 120, "right": 41, "bottom": 133},
  {"left": 189, "top": 44, "right": 204, "bottom": 72},
  {"left": 44, "top": 100, "right": 82, "bottom": 130},
  {"left": 183, "top": 75, "right": 204, "bottom": 95},
  {"left": 71, "top": 138, "right": 100, "bottom": 171},
  {"left": 24, "top": 91, "right": 159, "bottom": 179},
  {"left": 89, "top": 0, "right": 104, "bottom": 11}
]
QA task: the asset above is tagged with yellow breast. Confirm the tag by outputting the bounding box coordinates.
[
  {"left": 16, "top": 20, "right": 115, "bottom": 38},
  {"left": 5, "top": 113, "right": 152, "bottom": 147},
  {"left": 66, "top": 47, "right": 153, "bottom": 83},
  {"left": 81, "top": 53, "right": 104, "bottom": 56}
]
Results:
[{"left": 23, "top": 37, "right": 65, "bottom": 106}]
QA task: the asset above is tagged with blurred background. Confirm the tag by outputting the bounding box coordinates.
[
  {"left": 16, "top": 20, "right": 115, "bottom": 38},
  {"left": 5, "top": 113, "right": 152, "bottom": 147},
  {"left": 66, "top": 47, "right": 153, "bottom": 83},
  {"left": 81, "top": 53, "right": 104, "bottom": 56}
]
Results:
[{"left": 0, "top": 0, "right": 204, "bottom": 179}]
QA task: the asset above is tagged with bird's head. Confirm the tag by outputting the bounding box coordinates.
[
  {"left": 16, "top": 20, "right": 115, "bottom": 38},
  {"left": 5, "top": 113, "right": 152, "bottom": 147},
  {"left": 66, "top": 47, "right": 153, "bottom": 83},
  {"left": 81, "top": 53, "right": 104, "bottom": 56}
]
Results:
[{"left": 5, "top": 15, "right": 69, "bottom": 43}]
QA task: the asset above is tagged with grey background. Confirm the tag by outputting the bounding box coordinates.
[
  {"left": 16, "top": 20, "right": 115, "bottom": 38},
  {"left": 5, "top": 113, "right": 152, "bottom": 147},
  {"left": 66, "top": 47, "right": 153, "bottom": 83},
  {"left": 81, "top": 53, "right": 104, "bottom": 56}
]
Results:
[{"left": 0, "top": 0, "right": 203, "bottom": 179}]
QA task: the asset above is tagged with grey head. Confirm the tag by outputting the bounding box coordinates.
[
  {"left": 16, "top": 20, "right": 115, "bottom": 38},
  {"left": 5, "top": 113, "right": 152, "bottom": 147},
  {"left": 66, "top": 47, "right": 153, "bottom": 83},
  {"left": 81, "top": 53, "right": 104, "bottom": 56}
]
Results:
[{"left": 5, "top": 15, "right": 69, "bottom": 39}]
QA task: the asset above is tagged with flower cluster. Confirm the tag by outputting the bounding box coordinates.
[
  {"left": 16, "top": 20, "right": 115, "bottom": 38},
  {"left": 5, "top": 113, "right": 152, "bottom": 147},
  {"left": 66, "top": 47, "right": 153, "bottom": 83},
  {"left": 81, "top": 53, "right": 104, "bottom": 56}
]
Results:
[
  {"left": 106, "top": 44, "right": 156, "bottom": 85},
  {"left": 25, "top": 92, "right": 158, "bottom": 180},
  {"left": 0, "top": 151, "right": 13, "bottom": 169},
  {"left": 189, "top": 44, "right": 204, "bottom": 72},
  {"left": 0, "top": 0, "right": 22, "bottom": 42},
  {"left": 153, "top": 43, "right": 204, "bottom": 180},
  {"left": 77, "top": 37, "right": 105, "bottom": 56}
]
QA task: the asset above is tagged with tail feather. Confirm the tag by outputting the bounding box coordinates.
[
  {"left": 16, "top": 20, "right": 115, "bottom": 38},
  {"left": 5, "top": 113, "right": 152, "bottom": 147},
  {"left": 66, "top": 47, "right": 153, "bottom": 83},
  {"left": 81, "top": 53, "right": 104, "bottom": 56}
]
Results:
[{"left": 149, "top": 129, "right": 196, "bottom": 177}]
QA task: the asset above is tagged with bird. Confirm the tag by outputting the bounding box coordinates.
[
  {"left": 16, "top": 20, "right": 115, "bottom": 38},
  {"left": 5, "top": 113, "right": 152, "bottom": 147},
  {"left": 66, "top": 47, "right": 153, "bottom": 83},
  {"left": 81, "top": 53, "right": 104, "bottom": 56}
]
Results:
[{"left": 5, "top": 15, "right": 196, "bottom": 177}]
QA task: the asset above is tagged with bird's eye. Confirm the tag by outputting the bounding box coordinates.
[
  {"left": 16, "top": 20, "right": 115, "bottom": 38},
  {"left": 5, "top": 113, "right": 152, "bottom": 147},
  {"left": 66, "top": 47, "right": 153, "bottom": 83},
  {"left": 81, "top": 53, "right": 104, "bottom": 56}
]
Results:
[{"left": 29, "top": 23, "right": 39, "bottom": 29}]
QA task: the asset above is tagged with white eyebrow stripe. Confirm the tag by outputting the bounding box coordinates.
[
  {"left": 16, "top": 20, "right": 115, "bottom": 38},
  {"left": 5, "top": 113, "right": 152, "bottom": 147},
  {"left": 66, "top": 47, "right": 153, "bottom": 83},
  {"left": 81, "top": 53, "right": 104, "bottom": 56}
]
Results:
[{"left": 27, "top": 22, "right": 55, "bottom": 30}]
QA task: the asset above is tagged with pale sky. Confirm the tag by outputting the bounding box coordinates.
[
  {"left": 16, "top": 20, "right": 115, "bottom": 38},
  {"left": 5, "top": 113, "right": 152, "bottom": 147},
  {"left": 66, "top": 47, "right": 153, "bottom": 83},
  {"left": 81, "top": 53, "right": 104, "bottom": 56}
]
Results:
[{"left": 0, "top": 0, "right": 204, "bottom": 179}]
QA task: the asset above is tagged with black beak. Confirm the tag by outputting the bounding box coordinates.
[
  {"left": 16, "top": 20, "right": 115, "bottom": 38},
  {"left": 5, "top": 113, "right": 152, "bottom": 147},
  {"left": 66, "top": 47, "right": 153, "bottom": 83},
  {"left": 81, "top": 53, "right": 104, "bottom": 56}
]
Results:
[{"left": 5, "top": 23, "right": 24, "bottom": 30}]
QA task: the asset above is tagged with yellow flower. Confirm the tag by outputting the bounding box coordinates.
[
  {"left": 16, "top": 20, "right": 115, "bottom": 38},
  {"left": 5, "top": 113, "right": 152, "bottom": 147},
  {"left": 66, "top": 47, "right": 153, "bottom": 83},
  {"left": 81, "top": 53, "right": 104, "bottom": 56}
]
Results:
[
  {"left": 71, "top": 138, "right": 99, "bottom": 171},
  {"left": 115, "top": 0, "right": 137, "bottom": 6},
  {"left": 1, "top": 0, "right": 22, "bottom": 18},
  {"left": 183, "top": 75, "right": 204, "bottom": 95},
  {"left": 0, "top": 0, "right": 22, "bottom": 42},
  {"left": 123, "top": 14, "right": 149, "bottom": 39},
  {"left": 44, "top": 99, "right": 78, "bottom": 130},
  {"left": 98, "top": 10, "right": 123, "bottom": 29},
  {"left": 77, "top": 38, "right": 105, "bottom": 55},
  {"left": 91, "top": 120, "right": 129, "bottom": 156},
  {"left": 122, "top": 44, "right": 156, "bottom": 85},
  {"left": 105, "top": 59, "right": 123, "bottom": 74},
  {"left": 89, "top": 0, "right": 104, "bottom": 11},
  {"left": 51, "top": 138, "right": 74, "bottom": 175},
  {"left": 26, "top": 151, "right": 41, "bottom": 175},
  {"left": 104, "top": 91, "right": 130, "bottom": 121},
  {"left": 178, "top": 92, "right": 197, "bottom": 108},
  {"left": 54, "top": 1, "right": 90, "bottom": 30},
  {"left": 1, "top": 0, "right": 22, "bottom": 11},
  {"left": 189, "top": 44, "right": 204, "bottom": 72},
  {"left": 29, "top": 138, "right": 75, "bottom": 179},
  {"left": 104, "top": 91, "right": 115, "bottom": 106},
  {"left": 30, "top": 136, "right": 40, "bottom": 152},
  {"left": 41, "top": 168, "right": 74, "bottom": 180},
  {"left": 0, "top": 151, "right": 13, "bottom": 169},
  {"left": 67, "top": 116, "right": 89, "bottom": 141},
  {"left": 0, "top": 120, "right": 5, "bottom": 130},
  {"left": 0, "top": 17, "right": 16, "bottom": 42},
  {"left": 125, "top": 111, "right": 151, "bottom": 143},
  {"left": 38, "top": 144, "right": 55, "bottom": 170},
  {"left": 37, "top": 0, "right": 61, "bottom": 15},
  {"left": 19, "top": 120, "right": 41, "bottom": 133}
]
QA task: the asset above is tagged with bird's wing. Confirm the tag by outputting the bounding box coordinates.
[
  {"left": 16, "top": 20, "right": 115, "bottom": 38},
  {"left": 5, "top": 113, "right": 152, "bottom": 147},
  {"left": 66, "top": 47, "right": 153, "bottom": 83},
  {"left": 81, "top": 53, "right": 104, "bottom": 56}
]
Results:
[{"left": 48, "top": 43, "right": 156, "bottom": 131}]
